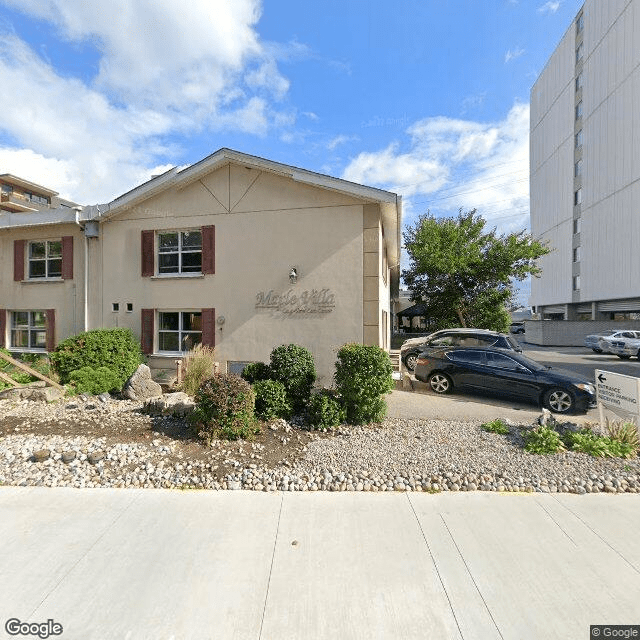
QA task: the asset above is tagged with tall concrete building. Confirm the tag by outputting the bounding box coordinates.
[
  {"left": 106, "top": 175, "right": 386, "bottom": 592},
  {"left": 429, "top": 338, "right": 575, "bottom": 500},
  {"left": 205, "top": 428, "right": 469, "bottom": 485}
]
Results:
[{"left": 530, "top": 0, "right": 640, "bottom": 320}]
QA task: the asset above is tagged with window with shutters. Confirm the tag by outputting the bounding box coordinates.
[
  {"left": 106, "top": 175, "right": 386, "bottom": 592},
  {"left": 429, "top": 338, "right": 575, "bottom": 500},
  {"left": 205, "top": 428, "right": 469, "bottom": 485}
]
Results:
[
  {"left": 158, "top": 311, "right": 202, "bottom": 353},
  {"left": 28, "top": 241, "right": 62, "bottom": 279},
  {"left": 158, "top": 230, "right": 202, "bottom": 275},
  {"left": 10, "top": 310, "right": 47, "bottom": 350}
]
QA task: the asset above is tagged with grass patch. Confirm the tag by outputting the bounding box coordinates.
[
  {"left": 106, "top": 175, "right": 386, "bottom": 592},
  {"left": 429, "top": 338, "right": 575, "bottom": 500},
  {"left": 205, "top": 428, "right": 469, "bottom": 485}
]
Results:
[{"left": 481, "top": 419, "right": 509, "bottom": 435}]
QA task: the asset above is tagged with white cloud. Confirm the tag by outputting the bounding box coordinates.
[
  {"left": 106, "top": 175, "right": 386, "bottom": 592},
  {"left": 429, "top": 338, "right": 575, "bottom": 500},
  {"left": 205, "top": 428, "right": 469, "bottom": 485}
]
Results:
[
  {"left": 505, "top": 47, "right": 525, "bottom": 63},
  {"left": 538, "top": 1, "right": 561, "bottom": 14},
  {"left": 326, "top": 135, "right": 358, "bottom": 151},
  {"left": 0, "top": 0, "right": 291, "bottom": 202},
  {"left": 342, "top": 103, "right": 530, "bottom": 234}
]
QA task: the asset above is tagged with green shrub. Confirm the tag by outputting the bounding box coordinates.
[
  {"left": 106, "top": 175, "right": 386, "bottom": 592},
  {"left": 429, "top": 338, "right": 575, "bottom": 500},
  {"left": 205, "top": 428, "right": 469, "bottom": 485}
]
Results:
[
  {"left": 481, "top": 419, "right": 509, "bottom": 435},
  {"left": 0, "top": 349, "right": 54, "bottom": 388},
  {"left": 49, "top": 328, "right": 143, "bottom": 387},
  {"left": 69, "top": 366, "right": 121, "bottom": 395},
  {"left": 564, "top": 427, "right": 637, "bottom": 459},
  {"left": 306, "top": 390, "right": 346, "bottom": 430},
  {"left": 253, "top": 379, "right": 291, "bottom": 420},
  {"left": 334, "top": 344, "right": 394, "bottom": 425},
  {"left": 269, "top": 344, "right": 316, "bottom": 412},
  {"left": 190, "top": 373, "right": 258, "bottom": 442},
  {"left": 241, "top": 361, "right": 271, "bottom": 385},
  {"left": 523, "top": 425, "right": 566, "bottom": 454},
  {"left": 180, "top": 344, "right": 217, "bottom": 396}
]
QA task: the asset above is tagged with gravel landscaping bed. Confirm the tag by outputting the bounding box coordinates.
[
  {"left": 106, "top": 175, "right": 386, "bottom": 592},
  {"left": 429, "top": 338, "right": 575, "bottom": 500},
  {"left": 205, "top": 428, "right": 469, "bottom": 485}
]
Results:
[{"left": 1, "top": 395, "right": 639, "bottom": 494}]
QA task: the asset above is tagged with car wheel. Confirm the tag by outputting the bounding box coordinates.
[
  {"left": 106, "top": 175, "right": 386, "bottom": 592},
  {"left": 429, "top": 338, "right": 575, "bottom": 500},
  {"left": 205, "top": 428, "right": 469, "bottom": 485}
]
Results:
[
  {"left": 543, "top": 388, "right": 575, "bottom": 414},
  {"left": 404, "top": 353, "right": 418, "bottom": 372},
  {"left": 617, "top": 355, "right": 631, "bottom": 360},
  {"left": 592, "top": 348, "right": 602, "bottom": 353},
  {"left": 428, "top": 372, "right": 453, "bottom": 394}
]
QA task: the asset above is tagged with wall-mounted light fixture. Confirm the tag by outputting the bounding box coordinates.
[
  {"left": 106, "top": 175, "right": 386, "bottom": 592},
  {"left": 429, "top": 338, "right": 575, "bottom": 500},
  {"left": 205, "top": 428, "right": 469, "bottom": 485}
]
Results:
[{"left": 289, "top": 267, "right": 298, "bottom": 284}]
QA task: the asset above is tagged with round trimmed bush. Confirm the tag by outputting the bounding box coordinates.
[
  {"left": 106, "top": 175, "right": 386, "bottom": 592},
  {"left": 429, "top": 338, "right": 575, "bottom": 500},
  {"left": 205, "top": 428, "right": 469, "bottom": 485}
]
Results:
[
  {"left": 49, "top": 328, "right": 143, "bottom": 388},
  {"left": 253, "top": 379, "right": 291, "bottom": 420},
  {"left": 69, "top": 366, "right": 121, "bottom": 395},
  {"left": 241, "top": 361, "right": 271, "bottom": 385},
  {"left": 269, "top": 344, "right": 316, "bottom": 412},
  {"left": 334, "top": 344, "right": 394, "bottom": 425},
  {"left": 190, "top": 373, "right": 258, "bottom": 442},
  {"left": 306, "top": 390, "right": 345, "bottom": 430}
]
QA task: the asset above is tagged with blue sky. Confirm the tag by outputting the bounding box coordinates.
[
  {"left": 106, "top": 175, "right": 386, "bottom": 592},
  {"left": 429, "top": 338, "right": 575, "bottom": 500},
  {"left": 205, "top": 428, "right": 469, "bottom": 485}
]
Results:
[{"left": 0, "top": 0, "right": 583, "bottom": 300}]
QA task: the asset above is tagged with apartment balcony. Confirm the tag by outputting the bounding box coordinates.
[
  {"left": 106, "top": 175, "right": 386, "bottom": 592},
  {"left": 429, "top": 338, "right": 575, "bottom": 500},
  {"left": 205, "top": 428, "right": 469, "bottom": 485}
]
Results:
[{"left": 0, "top": 193, "right": 40, "bottom": 212}]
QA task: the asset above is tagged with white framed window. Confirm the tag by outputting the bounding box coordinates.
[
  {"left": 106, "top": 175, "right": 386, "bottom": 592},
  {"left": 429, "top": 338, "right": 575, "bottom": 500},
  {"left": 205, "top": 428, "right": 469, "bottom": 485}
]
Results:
[
  {"left": 575, "top": 130, "right": 583, "bottom": 148},
  {"left": 158, "top": 311, "right": 202, "bottom": 353},
  {"left": 28, "top": 240, "right": 62, "bottom": 279},
  {"left": 573, "top": 275, "right": 580, "bottom": 291},
  {"left": 11, "top": 311, "right": 46, "bottom": 350},
  {"left": 574, "top": 188, "right": 582, "bottom": 205},
  {"left": 157, "top": 230, "right": 202, "bottom": 275},
  {"left": 575, "top": 101, "right": 583, "bottom": 120}
]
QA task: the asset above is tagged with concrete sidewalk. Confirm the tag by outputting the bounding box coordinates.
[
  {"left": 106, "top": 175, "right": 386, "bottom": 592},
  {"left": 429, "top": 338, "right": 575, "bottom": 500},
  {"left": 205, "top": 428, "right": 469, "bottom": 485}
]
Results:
[{"left": 1, "top": 487, "right": 639, "bottom": 640}]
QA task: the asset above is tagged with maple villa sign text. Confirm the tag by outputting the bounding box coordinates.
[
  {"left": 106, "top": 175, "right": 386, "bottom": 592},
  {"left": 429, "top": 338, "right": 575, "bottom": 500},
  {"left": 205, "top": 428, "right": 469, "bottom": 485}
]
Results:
[{"left": 255, "top": 289, "right": 336, "bottom": 315}]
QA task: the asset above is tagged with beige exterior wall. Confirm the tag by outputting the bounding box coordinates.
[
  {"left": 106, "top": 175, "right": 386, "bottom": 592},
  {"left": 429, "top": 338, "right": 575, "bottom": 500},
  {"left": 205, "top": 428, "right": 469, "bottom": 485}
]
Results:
[
  {"left": 99, "top": 163, "right": 376, "bottom": 385},
  {"left": 0, "top": 223, "right": 86, "bottom": 348}
]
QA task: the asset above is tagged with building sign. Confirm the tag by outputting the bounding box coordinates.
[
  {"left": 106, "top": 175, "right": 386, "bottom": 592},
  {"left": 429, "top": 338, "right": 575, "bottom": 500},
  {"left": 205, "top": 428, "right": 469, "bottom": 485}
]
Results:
[
  {"left": 595, "top": 369, "right": 640, "bottom": 416},
  {"left": 255, "top": 289, "right": 336, "bottom": 315}
]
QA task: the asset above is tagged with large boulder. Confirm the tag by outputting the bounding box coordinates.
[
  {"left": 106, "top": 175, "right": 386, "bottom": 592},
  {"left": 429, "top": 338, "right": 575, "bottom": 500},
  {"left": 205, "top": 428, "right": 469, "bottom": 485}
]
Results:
[
  {"left": 123, "top": 364, "right": 163, "bottom": 401},
  {"left": 143, "top": 392, "right": 195, "bottom": 417}
]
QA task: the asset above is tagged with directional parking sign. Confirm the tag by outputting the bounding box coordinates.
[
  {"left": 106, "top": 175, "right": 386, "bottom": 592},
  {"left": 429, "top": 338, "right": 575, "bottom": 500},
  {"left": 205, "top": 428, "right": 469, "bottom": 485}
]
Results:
[{"left": 595, "top": 370, "right": 640, "bottom": 417}]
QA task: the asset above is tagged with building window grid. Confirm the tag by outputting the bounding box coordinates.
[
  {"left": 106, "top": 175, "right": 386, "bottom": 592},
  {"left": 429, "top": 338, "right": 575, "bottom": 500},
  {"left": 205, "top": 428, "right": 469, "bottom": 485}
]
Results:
[
  {"left": 575, "top": 73, "right": 583, "bottom": 92},
  {"left": 574, "top": 189, "right": 582, "bottom": 206},
  {"left": 573, "top": 218, "right": 581, "bottom": 235},
  {"left": 575, "top": 130, "right": 583, "bottom": 149},
  {"left": 573, "top": 275, "right": 581, "bottom": 291},
  {"left": 28, "top": 240, "right": 62, "bottom": 279},
  {"left": 575, "top": 159, "right": 583, "bottom": 178},
  {"left": 573, "top": 247, "right": 581, "bottom": 263},
  {"left": 158, "top": 311, "right": 202, "bottom": 353},
  {"left": 575, "top": 101, "right": 583, "bottom": 120},
  {"left": 11, "top": 311, "right": 46, "bottom": 350},
  {"left": 158, "top": 231, "right": 202, "bottom": 275}
]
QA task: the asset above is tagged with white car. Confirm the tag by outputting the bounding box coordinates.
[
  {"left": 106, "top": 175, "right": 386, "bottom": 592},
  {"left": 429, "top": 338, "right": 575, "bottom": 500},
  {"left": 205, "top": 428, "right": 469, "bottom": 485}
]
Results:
[
  {"left": 597, "top": 330, "right": 640, "bottom": 355},
  {"left": 607, "top": 335, "right": 640, "bottom": 360}
]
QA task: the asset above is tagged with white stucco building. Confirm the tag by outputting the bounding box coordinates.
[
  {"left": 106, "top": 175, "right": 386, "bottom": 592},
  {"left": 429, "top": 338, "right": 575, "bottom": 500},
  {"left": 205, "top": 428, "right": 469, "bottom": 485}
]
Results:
[
  {"left": 0, "top": 149, "right": 402, "bottom": 385},
  {"left": 530, "top": 0, "right": 640, "bottom": 320}
]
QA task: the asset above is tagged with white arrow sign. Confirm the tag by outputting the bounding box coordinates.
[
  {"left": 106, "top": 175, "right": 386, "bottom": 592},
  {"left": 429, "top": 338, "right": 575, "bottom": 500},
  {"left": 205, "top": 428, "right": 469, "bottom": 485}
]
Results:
[{"left": 595, "top": 369, "right": 640, "bottom": 417}]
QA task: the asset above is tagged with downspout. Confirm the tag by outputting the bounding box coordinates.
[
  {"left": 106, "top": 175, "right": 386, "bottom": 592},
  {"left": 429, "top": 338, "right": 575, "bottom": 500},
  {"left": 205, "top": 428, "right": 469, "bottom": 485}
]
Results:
[{"left": 73, "top": 206, "right": 88, "bottom": 332}]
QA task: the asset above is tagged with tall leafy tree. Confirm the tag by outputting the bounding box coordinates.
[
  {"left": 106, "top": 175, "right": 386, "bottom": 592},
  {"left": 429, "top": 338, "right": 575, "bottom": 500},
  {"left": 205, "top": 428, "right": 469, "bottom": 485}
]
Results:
[{"left": 402, "top": 210, "right": 549, "bottom": 331}]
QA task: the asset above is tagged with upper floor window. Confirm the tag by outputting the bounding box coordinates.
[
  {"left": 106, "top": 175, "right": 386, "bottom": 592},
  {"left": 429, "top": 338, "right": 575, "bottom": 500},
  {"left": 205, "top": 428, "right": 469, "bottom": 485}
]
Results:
[
  {"left": 11, "top": 311, "right": 46, "bottom": 350},
  {"left": 24, "top": 191, "right": 50, "bottom": 206},
  {"left": 575, "top": 159, "right": 583, "bottom": 177},
  {"left": 1, "top": 184, "right": 13, "bottom": 194},
  {"left": 573, "top": 218, "right": 581, "bottom": 234},
  {"left": 576, "top": 13, "right": 584, "bottom": 34},
  {"left": 574, "top": 188, "right": 582, "bottom": 206},
  {"left": 29, "top": 240, "right": 62, "bottom": 279},
  {"left": 158, "top": 230, "right": 202, "bottom": 275},
  {"left": 575, "top": 72, "right": 583, "bottom": 92},
  {"left": 575, "top": 130, "right": 583, "bottom": 148},
  {"left": 576, "top": 43, "right": 584, "bottom": 64},
  {"left": 575, "top": 101, "right": 583, "bottom": 120},
  {"left": 573, "top": 247, "right": 581, "bottom": 263},
  {"left": 573, "top": 275, "right": 581, "bottom": 291}
]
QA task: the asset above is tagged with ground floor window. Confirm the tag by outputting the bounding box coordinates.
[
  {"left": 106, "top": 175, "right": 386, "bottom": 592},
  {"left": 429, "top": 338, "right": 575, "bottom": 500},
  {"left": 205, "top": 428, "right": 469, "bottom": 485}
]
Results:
[
  {"left": 158, "top": 311, "right": 202, "bottom": 353},
  {"left": 11, "top": 311, "right": 46, "bottom": 349}
]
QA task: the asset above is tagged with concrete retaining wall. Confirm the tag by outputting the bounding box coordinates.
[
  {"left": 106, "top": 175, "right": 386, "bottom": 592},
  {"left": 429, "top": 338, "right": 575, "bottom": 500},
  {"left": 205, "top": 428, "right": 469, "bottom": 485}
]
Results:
[{"left": 524, "top": 321, "right": 640, "bottom": 346}]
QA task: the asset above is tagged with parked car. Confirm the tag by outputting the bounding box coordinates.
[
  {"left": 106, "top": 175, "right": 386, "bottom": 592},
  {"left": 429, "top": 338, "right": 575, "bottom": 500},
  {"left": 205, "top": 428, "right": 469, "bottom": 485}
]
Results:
[
  {"left": 606, "top": 335, "right": 640, "bottom": 360},
  {"left": 401, "top": 328, "right": 522, "bottom": 372},
  {"left": 414, "top": 346, "right": 596, "bottom": 413},
  {"left": 596, "top": 330, "right": 640, "bottom": 355},
  {"left": 509, "top": 322, "right": 525, "bottom": 334}
]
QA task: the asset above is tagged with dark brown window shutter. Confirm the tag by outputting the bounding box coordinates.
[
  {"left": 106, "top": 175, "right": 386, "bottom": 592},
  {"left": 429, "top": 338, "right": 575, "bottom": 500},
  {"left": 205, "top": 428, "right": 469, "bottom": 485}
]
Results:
[
  {"left": 14, "top": 240, "right": 25, "bottom": 281},
  {"left": 45, "top": 309, "right": 55, "bottom": 351},
  {"left": 141, "top": 309, "right": 154, "bottom": 354},
  {"left": 201, "top": 308, "right": 215, "bottom": 348},
  {"left": 61, "top": 235, "right": 74, "bottom": 279},
  {"left": 0, "top": 309, "right": 5, "bottom": 349},
  {"left": 141, "top": 230, "right": 154, "bottom": 277},
  {"left": 201, "top": 226, "right": 215, "bottom": 275}
]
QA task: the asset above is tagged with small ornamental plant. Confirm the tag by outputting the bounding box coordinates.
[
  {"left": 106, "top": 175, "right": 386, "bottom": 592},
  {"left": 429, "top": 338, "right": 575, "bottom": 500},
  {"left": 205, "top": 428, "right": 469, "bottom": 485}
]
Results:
[
  {"left": 180, "top": 344, "right": 217, "bottom": 396},
  {"left": 523, "top": 425, "right": 566, "bottom": 455},
  {"left": 306, "top": 390, "right": 346, "bottom": 431},
  {"left": 241, "top": 361, "right": 271, "bottom": 385},
  {"left": 269, "top": 344, "right": 316, "bottom": 412},
  {"left": 334, "top": 344, "right": 394, "bottom": 425},
  {"left": 190, "top": 373, "right": 259, "bottom": 442},
  {"left": 481, "top": 419, "right": 509, "bottom": 435},
  {"left": 253, "top": 379, "right": 291, "bottom": 420}
]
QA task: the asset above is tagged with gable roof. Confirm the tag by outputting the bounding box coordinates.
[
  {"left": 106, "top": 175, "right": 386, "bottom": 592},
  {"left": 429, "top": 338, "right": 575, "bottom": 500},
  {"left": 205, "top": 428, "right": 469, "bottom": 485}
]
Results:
[{"left": 88, "top": 147, "right": 402, "bottom": 272}]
